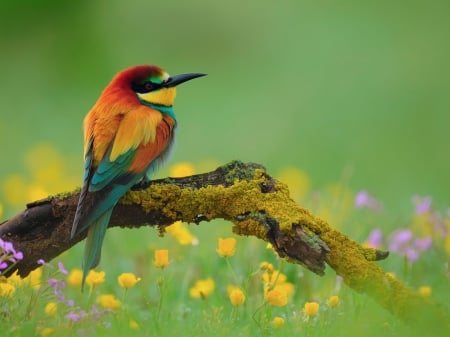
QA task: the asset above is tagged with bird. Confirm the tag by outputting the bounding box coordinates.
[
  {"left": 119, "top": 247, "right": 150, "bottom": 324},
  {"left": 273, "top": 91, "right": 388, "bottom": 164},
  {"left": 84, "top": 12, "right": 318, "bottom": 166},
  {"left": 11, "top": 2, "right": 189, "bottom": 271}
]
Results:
[{"left": 70, "top": 65, "right": 206, "bottom": 288}]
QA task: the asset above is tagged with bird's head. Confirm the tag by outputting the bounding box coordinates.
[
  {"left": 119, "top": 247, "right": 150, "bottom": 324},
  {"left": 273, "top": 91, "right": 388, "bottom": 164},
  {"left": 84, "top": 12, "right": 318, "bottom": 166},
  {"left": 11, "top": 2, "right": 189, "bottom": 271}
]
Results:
[{"left": 113, "top": 65, "right": 205, "bottom": 107}]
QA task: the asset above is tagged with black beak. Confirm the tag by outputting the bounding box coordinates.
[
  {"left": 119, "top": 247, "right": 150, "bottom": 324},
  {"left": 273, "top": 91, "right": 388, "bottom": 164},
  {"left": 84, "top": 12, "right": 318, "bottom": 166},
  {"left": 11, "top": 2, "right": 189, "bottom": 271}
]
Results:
[{"left": 163, "top": 73, "right": 206, "bottom": 88}]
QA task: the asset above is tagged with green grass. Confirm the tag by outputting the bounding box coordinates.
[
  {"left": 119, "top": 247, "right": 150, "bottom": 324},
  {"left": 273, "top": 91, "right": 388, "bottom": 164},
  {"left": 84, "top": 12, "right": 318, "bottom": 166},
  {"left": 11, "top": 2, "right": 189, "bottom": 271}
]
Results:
[{"left": 1, "top": 164, "right": 448, "bottom": 337}]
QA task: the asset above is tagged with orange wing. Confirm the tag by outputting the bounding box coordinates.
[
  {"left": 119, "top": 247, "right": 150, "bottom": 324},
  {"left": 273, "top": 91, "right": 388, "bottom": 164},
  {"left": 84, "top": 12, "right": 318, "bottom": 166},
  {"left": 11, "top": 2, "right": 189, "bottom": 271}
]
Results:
[{"left": 128, "top": 114, "right": 176, "bottom": 173}]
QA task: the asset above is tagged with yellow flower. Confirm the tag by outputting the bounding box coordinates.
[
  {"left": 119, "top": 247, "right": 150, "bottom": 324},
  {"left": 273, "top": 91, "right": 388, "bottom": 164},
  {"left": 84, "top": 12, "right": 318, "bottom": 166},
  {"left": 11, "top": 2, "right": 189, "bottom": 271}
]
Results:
[
  {"left": 189, "top": 278, "right": 215, "bottom": 299},
  {"left": 274, "top": 282, "right": 294, "bottom": 298},
  {"left": 8, "top": 271, "right": 24, "bottom": 286},
  {"left": 327, "top": 295, "right": 339, "bottom": 308},
  {"left": 40, "top": 328, "right": 54, "bottom": 337},
  {"left": 418, "top": 286, "right": 432, "bottom": 298},
  {"left": 67, "top": 269, "right": 83, "bottom": 287},
  {"left": 303, "top": 301, "right": 320, "bottom": 316},
  {"left": 261, "top": 268, "right": 295, "bottom": 303},
  {"left": 23, "top": 267, "right": 42, "bottom": 289},
  {"left": 261, "top": 270, "right": 287, "bottom": 285},
  {"left": 45, "top": 302, "right": 58, "bottom": 316},
  {"left": 30, "top": 268, "right": 43, "bottom": 289},
  {"left": 97, "top": 294, "right": 121, "bottom": 310},
  {"left": 272, "top": 316, "right": 285, "bottom": 327},
  {"left": 217, "top": 237, "right": 236, "bottom": 257},
  {"left": 0, "top": 282, "right": 15, "bottom": 297},
  {"left": 129, "top": 319, "right": 139, "bottom": 329},
  {"left": 86, "top": 270, "right": 106, "bottom": 287},
  {"left": 118, "top": 273, "right": 141, "bottom": 289},
  {"left": 170, "top": 162, "right": 195, "bottom": 177},
  {"left": 227, "top": 286, "right": 246, "bottom": 306},
  {"left": 265, "top": 288, "right": 288, "bottom": 307},
  {"left": 153, "top": 249, "right": 169, "bottom": 269},
  {"left": 259, "top": 261, "right": 274, "bottom": 273},
  {"left": 165, "top": 221, "right": 198, "bottom": 245}
]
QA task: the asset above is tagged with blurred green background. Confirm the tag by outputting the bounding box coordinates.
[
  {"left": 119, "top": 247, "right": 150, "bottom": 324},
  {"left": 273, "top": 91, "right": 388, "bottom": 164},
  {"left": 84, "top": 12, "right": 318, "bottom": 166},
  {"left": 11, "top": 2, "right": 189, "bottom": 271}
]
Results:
[{"left": 1, "top": 0, "right": 449, "bottom": 216}]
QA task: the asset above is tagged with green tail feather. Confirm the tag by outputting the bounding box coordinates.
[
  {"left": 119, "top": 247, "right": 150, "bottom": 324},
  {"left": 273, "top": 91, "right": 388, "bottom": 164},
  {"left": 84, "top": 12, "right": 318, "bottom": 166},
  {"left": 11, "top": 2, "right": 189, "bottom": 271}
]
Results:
[{"left": 81, "top": 210, "right": 113, "bottom": 291}]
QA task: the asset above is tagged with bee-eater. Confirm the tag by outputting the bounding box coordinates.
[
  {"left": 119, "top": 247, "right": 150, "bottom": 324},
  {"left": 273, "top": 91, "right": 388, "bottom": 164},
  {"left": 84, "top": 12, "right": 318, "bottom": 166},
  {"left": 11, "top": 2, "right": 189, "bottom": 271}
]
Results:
[{"left": 71, "top": 65, "right": 205, "bottom": 288}]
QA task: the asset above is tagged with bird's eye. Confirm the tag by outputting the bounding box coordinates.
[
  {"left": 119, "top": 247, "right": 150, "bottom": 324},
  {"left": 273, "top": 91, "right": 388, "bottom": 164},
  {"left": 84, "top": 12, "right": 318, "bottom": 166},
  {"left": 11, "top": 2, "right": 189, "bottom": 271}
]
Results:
[
  {"left": 132, "top": 81, "right": 160, "bottom": 93},
  {"left": 144, "top": 82, "right": 154, "bottom": 91}
]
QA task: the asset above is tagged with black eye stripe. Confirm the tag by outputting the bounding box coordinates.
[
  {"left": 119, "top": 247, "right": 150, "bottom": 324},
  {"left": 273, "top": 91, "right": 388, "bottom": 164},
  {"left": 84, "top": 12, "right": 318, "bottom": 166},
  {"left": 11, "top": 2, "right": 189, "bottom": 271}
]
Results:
[{"left": 131, "top": 81, "right": 162, "bottom": 93}]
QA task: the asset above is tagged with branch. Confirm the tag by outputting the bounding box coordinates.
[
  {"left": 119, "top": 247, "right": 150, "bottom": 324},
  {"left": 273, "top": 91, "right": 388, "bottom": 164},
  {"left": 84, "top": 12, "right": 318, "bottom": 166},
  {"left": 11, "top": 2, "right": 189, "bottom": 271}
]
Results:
[{"left": 0, "top": 161, "right": 447, "bottom": 329}]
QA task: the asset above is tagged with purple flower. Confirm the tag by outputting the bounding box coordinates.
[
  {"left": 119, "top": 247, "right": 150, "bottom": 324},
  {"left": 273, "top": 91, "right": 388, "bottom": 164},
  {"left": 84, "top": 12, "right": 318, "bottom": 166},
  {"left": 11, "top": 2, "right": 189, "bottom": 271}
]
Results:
[
  {"left": 0, "top": 240, "right": 22, "bottom": 257},
  {"left": 48, "top": 278, "right": 66, "bottom": 290},
  {"left": 2, "top": 241, "right": 13, "bottom": 253},
  {"left": 14, "top": 251, "right": 23, "bottom": 260},
  {"left": 66, "top": 309, "right": 87, "bottom": 323},
  {"left": 414, "top": 237, "right": 432, "bottom": 251},
  {"left": 405, "top": 248, "right": 419, "bottom": 262},
  {"left": 366, "top": 229, "right": 383, "bottom": 248},
  {"left": 87, "top": 305, "right": 114, "bottom": 322},
  {"left": 0, "top": 239, "right": 24, "bottom": 274},
  {"left": 355, "top": 191, "right": 381, "bottom": 210},
  {"left": 412, "top": 195, "right": 432, "bottom": 214},
  {"left": 37, "top": 259, "right": 46, "bottom": 265},
  {"left": 388, "top": 229, "right": 432, "bottom": 263},
  {"left": 48, "top": 278, "right": 68, "bottom": 303},
  {"left": 389, "top": 229, "right": 413, "bottom": 252},
  {"left": 64, "top": 303, "right": 112, "bottom": 325},
  {"left": 48, "top": 276, "right": 76, "bottom": 307},
  {"left": 56, "top": 290, "right": 66, "bottom": 302},
  {"left": 58, "top": 262, "right": 69, "bottom": 275},
  {"left": 89, "top": 305, "right": 105, "bottom": 321}
]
